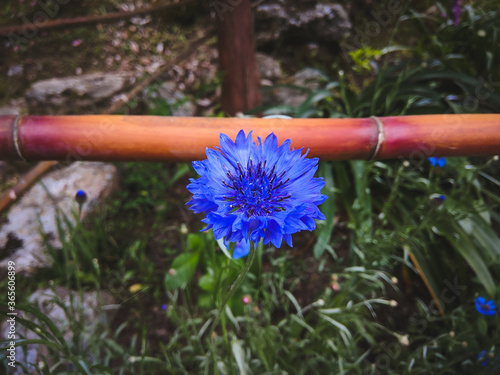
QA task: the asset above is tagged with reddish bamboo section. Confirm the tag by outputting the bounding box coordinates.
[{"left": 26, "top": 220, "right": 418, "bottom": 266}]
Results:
[{"left": 0, "top": 114, "right": 499, "bottom": 162}]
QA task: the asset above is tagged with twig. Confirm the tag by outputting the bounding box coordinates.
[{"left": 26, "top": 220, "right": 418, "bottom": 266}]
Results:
[
  {"left": 0, "top": 0, "right": 196, "bottom": 37},
  {"left": 0, "top": 161, "right": 58, "bottom": 214}
]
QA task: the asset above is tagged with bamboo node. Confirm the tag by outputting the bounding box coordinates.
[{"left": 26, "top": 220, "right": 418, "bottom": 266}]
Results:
[
  {"left": 12, "top": 115, "right": 28, "bottom": 162},
  {"left": 369, "top": 116, "right": 385, "bottom": 160}
]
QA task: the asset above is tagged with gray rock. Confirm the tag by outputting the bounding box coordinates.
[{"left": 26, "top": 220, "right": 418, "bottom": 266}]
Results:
[
  {"left": 0, "top": 162, "right": 118, "bottom": 274},
  {"left": 157, "top": 81, "right": 196, "bottom": 116},
  {"left": 255, "top": 1, "right": 351, "bottom": 45},
  {"left": 7, "top": 65, "right": 23, "bottom": 77},
  {"left": 273, "top": 68, "right": 328, "bottom": 107},
  {"left": 173, "top": 100, "right": 196, "bottom": 116},
  {"left": 158, "top": 81, "right": 185, "bottom": 105},
  {"left": 0, "top": 98, "right": 26, "bottom": 116},
  {"left": 25, "top": 72, "right": 133, "bottom": 114},
  {"left": 256, "top": 53, "right": 282, "bottom": 81},
  {"left": 1, "top": 287, "right": 116, "bottom": 374},
  {"left": 291, "top": 68, "right": 328, "bottom": 88}
]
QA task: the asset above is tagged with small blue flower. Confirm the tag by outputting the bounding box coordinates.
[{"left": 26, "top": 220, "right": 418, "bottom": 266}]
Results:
[
  {"left": 75, "top": 190, "right": 87, "bottom": 204},
  {"left": 161, "top": 304, "right": 168, "bottom": 311},
  {"left": 475, "top": 296, "right": 497, "bottom": 316},
  {"left": 478, "top": 350, "right": 487, "bottom": 360},
  {"left": 187, "top": 130, "right": 327, "bottom": 254},
  {"left": 430, "top": 194, "right": 445, "bottom": 207},
  {"left": 477, "top": 350, "right": 489, "bottom": 367},
  {"left": 428, "top": 157, "right": 447, "bottom": 168}
]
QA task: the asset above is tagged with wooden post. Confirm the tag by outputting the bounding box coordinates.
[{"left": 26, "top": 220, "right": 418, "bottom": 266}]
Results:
[{"left": 215, "top": 0, "right": 261, "bottom": 115}]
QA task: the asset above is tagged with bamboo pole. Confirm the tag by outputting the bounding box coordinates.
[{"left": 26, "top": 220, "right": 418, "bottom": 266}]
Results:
[{"left": 0, "top": 114, "right": 499, "bottom": 162}]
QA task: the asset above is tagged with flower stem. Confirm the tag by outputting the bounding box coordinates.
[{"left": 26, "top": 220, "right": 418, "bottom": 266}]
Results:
[{"left": 210, "top": 241, "right": 257, "bottom": 337}]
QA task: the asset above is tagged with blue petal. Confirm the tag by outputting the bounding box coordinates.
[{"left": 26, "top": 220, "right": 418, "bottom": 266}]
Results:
[
  {"left": 232, "top": 239, "right": 250, "bottom": 259},
  {"left": 476, "top": 296, "right": 486, "bottom": 305}
]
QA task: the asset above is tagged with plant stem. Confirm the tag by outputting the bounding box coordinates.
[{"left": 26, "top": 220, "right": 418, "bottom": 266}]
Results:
[
  {"left": 220, "top": 312, "right": 235, "bottom": 375},
  {"left": 209, "top": 242, "right": 257, "bottom": 337}
]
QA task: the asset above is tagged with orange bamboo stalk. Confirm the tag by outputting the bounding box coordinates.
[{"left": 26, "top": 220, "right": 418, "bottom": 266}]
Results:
[{"left": 0, "top": 114, "right": 499, "bottom": 162}]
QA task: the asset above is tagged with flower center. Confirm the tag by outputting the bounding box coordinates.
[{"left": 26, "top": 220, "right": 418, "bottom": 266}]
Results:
[{"left": 222, "top": 159, "right": 291, "bottom": 217}]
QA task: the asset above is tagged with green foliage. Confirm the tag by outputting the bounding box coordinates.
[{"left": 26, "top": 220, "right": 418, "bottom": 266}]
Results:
[
  {"left": 164, "top": 234, "right": 202, "bottom": 290},
  {"left": 412, "top": 1, "right": 500, "bottom": 83},
  {"left": 39, "top": 205, "right": 112, "bottom": 290},
  {"left": 349, "top": 47, "right": 382, "bottom": 72},
  {"left": 264, "top": 62, "right": 500, "bottom": 118},
  {"left": 114, "top": 162, "right": 189, "bottom": 213}
]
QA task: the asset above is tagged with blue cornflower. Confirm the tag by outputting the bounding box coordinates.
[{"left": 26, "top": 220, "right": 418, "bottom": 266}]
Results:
[
  {"left": 428, "top": 157, "right": 447, "bottom": 168},
  {"left": 75, "top": 190, "right": 87, "bottom": 204},
  {"left": 475, "top": 296, "right": 497, "bottom": 316},
  {"left": 187, "top": 130, "right": 327, "bottom": 256}
]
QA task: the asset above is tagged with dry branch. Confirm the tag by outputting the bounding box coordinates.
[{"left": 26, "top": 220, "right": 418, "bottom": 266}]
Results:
[
  {"left": 0, "top": 161, "right": 58, "bottom": 213},
  {"left": 0, "top": 0, "right": 196, "bottom": 37}
]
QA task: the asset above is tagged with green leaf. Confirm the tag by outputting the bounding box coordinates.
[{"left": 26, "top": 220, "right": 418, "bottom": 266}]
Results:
[
  {"left": 407, "top": 245, "right": 445, "bottom": 314},
  {"left": 350, "top": 161, "right": 372, "bottom": 239},
  {"left": 231, "top": 339, "right": 248, "bottom": 375},
  {"left": 314, "top": 162, "right": 336, "bottom": 259},
  {"left": 187, "top": 233, "right": 203, "bottom": 252},
  {"left": 198, "top": 273, "right": 215, "bottom": 292},
  {"left": 197, "top": 292, "right": 214, "bottom": 309},
  {"left": 459, "top": 214, "right": 500, "bottom": 262},
  {"left": 283, "top": 290, "right": 303, "bottom": 318},
  {"left": 297, "top": 89, "right": 333, "bottom": 118},
  {"left": 318, "top": 314, "right": 353, "bottom": 343},
  {"left": 476, "top": 318, "right": 488, "bottom": 336},
  {"left": 14, "top": 303, "right": 69, "bottom": 351},
  {"left": 164, "top": 250, "right": 201, "bottom": 290},
  {"left": 442, "top": 221, "right": 495, "bottom": 296}
]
